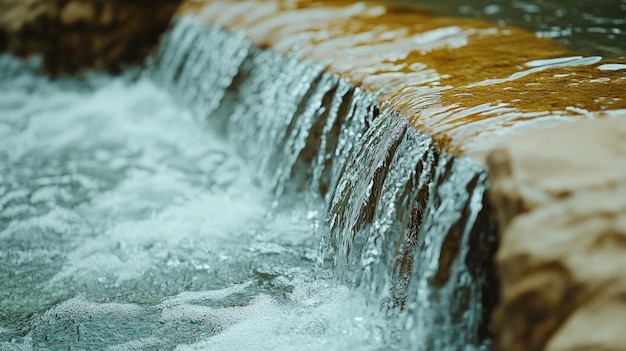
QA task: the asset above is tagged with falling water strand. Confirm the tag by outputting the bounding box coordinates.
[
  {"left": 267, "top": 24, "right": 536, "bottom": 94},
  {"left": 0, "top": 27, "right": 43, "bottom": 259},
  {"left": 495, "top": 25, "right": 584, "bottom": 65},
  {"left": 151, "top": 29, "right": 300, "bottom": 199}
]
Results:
[
  {"left": 271, "top": 72, "right": 340, "bottom": 197},
  {"left": 228, "top": 50, "right": 289, "bottom": 163},
  {"left": 309, "top": 78, "right": 351, "bottom": 202},
  {"left": 149, "top": 18, "right": 250, "bottom": 120},
  {"left": 401, "top": 156, "right": 489, "bottom": 350},
  {"left": 325, "top": 114, "right": 408, "bottom": 285},
  {"left": 357, "top": 127, "right": 437, "bottom": 305},
  {"left": 324, "top": 89, "right": 378, "bottom": 210}
]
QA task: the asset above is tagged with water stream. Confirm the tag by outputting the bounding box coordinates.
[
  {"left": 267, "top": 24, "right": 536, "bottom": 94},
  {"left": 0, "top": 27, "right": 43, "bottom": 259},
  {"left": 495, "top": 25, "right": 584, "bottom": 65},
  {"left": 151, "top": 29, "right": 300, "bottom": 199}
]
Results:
[{"left": 0, "top": 17, "right": 496, "bottom": 351}]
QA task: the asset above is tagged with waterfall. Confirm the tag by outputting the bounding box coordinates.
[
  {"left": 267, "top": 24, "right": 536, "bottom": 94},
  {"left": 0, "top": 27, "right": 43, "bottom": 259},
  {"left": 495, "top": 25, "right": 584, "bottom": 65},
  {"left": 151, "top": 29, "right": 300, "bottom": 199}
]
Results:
[{"left": 149, "top": 17, "right": 496, "bottom": 350}]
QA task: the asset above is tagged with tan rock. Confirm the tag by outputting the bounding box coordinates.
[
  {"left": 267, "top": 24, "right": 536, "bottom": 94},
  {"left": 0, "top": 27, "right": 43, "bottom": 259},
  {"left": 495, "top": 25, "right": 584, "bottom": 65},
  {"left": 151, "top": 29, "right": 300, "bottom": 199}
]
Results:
[
  {"left": 60, "top": 1, "right": 95, "bottom": 26},
  {"left": 0, "top": 0, "right": 57, "bottom": 32},
  {"left": 487, "top": 116, "right": 626, "bottom": 351},
  {"left": 99, "top": 3, "right": 116, "bottom": 27},
  {"left": 547, "top": 282, "right": 626, "bottom": 351}
]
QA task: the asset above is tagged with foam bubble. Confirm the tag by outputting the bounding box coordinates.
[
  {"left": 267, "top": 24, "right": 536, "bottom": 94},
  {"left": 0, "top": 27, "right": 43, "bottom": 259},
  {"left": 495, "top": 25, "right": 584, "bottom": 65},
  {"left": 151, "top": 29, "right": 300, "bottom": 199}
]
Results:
[
  {"left": 106, "top": 337, "right": 163, "bottom": 351},
  {"left": 597, "top": 63, "right": 626, "bottom": 71},
  {"left": 175, "top": 283, "right": 388, "bottom": 351},
  {"left": 38, "top": 295, "right": 142, "bottom": 322}
]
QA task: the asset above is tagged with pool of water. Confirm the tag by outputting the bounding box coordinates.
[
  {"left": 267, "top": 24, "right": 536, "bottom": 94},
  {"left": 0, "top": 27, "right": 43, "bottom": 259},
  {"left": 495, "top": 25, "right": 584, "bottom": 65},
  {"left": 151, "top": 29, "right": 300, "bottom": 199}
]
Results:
[{"left": 0, "top": 56, "right": 389, "bottom": 350}]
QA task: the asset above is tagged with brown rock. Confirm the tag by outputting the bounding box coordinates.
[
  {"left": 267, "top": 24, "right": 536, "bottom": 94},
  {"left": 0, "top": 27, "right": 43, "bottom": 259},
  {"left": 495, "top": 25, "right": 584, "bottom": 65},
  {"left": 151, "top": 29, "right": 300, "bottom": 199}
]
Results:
[
  {"left": 60, "top": 1, "right": 94, "bottom": 26},
  {"left": 0, "top": 0, "right": 182, "bottom": 74},
  {"left": 548, "top": 281, "right": 626, "bottom": 351},
  {"left": 487, "top": 116, "right": 626, "bottom": 351},
  {"left": 98, "top": 3, "right": 116, "bottom": 27},
  {"left": 0, "top": 0, "right": 58, "bottom": 32}
]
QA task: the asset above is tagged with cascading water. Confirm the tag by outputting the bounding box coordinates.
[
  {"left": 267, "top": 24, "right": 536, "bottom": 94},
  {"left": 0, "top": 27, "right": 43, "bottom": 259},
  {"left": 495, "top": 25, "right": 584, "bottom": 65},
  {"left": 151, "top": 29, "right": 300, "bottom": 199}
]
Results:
[
  {"left": 150, "top": 17, "right": 497, "bottom": 350},
  {"left": 0, "top": 16, "right": 496, "bottom": 351}
]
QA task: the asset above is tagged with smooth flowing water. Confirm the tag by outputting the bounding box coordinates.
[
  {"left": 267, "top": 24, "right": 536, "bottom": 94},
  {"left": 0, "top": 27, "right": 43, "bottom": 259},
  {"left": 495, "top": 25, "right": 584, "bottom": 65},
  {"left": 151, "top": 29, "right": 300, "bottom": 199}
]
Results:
[
  {"left": 1, "top": 17, "right": 496, "bottom": 351},
  {"left": 397, "top": 0, "right": 626, "bottom": 57}
]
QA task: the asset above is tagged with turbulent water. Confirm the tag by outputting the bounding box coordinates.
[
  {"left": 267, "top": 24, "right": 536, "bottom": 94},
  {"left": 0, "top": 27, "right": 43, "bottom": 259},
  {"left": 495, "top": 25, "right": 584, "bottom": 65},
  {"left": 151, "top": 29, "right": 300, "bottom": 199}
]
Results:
[
  {"left": 0, "top": 55, "right": 388, "bottom": 351},
  {"left": 1, "top": 17, "right": 496, "bottom": 351}
]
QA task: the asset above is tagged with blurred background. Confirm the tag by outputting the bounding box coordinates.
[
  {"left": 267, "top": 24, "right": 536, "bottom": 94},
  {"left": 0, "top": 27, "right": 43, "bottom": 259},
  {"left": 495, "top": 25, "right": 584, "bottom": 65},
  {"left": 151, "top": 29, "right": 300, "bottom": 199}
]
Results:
[
  {"left": 0, "top": 0, "right": 624, "bottom": 74},
  {"left": 389, "top": 0, "right": 626, "bottom": 57}
]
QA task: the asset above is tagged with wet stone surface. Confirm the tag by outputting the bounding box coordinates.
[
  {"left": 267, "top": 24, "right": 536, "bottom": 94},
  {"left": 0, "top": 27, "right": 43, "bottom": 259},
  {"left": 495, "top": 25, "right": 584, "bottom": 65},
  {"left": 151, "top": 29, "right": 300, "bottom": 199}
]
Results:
[{"left": 180, "top": 0, "right": 626, "bottom": 159}]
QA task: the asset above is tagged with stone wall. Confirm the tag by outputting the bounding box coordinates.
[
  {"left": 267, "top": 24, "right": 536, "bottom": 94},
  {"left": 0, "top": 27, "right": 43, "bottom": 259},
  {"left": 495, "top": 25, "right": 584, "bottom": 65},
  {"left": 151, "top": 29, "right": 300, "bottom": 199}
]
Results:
[
  {"left": 487, "top": 116, "right": 626, "bottom": 351},
  {"left": 0, "top": 0, "right": 181, "bottom": 74}
]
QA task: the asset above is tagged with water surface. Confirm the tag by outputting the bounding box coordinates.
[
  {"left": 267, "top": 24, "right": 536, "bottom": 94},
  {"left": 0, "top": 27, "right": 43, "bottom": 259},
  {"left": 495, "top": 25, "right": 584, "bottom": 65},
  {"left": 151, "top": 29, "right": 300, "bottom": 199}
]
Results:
[
  {"left": 397, "top": 0, "right": 626, "bottom": 57},
  {"left": 0, "top": 57, "right": 388, "bottom": 351}
]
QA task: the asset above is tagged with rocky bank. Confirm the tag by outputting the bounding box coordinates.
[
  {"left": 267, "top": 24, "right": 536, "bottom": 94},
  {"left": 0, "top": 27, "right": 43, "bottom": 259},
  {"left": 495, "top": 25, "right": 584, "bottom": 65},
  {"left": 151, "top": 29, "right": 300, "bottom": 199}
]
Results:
[
  {"left": 488, "top": 116, "right": 626, "bottom": 351},
  {"left": 0, "top": 0, "right": 181, "bottom": 73}
]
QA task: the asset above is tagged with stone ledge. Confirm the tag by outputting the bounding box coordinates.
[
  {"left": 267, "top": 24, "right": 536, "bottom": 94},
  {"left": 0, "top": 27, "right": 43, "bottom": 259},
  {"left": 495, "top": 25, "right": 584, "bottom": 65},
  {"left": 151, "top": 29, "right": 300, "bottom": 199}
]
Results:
[{"left": 179, "top": 0, "right": 626, "bottom": 161}]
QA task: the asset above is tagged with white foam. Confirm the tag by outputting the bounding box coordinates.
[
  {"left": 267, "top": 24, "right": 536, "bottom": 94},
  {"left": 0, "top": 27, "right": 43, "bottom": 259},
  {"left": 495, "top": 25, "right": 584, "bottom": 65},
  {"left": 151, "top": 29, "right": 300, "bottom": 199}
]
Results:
[
  {"left": 597, "top": 63, "right": 626, "bottom": 71},
  {"left": 4, "top": 77, "right": 270, "bottom": 286},
  {"left": 174, "top": 283, "right": 387, "bottom": 351},
  {"left": 161, "top": 295, "right": 277, "bottom": 329},
  {"left": 524, "top": 56, "right": 584, "bottom": 67},
  {"left": 467, "top": 56, "right": 603, "bottom": 87},
  {"left": 38, "top": 295, "right": 142, "bottom": 322},
  {"left": 106, "top": 338, "right": 163, "bottom": 351},
  {"left": 162, "top": 282, "right": 254, "bottom": 307}
]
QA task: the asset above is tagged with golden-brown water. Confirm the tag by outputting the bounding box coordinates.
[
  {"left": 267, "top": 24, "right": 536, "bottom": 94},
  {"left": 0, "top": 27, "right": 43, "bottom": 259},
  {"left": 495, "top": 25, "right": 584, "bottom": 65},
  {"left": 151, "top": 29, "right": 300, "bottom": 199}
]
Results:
[{"left": 179, "top": 0, "right": 626, "bottom": 159}]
